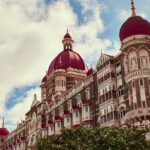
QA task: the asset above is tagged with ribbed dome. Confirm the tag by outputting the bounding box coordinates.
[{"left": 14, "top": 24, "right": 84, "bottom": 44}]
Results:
[
  {"left": 48, "top": 49, "right": 86, "bottom": 75},
  {"left": 0, "top": 128, "right": 9, "bottom": 138},
  {"left": 119, "top": 16, "right": 150, "bottom": 41}
]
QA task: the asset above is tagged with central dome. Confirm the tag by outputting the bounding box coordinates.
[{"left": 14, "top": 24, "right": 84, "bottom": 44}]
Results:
[
  {"left": 48, "top": 49, "right": 86, "bottom": 75},
  {"left": 48, "top": 32, "right": 86, "bottom": 75}
]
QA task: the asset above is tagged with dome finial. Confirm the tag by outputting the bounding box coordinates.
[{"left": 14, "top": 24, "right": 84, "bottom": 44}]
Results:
[
  {"left": 2, "top": 117, "right": 4, "bottom": 128},
  {"left": 131, "top": 0, "right": 136, "bottom": 16},
  {"left": 67, "top": 28, "right": 69, "bottom": 33}
]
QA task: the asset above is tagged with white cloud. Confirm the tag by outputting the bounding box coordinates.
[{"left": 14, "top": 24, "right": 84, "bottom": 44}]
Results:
[
  {"left": 117, "top": 10, "right": 129, "bottom": 22},
  {"left": 0, "top": 0, "right": 112, "bottom": 130},
  {"left": 117, "top": 9, "right": 148, "bottom": 22},
  {"left": 4, "top": 87, "right": 40, "bottom": 131}
]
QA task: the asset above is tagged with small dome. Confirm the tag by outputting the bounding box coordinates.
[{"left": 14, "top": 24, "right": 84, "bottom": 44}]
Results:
[
  {"left": 0, "top": 128, "right": 9, "bottom": 138},
  {"left": 48, "top": 49, "right": 86, "bottom": 75},
  {"left": 86, "top": 68, "right": 94, "bottom": 76},
  {"left": 41, "top": 75, "right": 47, "bottom": 83},
  {"left": 119, "top": 16, "right": 150, "bottom": 41}
]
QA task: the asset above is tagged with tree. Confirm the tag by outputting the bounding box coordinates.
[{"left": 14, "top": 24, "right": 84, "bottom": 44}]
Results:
[{"left": 37, "top": 127, "right": 150, "bottom": 150}]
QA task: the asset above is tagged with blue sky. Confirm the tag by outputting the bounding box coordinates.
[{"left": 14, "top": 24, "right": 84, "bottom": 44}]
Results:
[
  {"left": 5, "top": 82, "right": 39, "bottom": 109},
  {"left": 0, "top": 0, "right": 149, "bottom": 130}
]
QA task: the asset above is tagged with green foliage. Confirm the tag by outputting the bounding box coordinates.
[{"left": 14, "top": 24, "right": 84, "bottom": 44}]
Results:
[{"left": 37, "top": 126, "right": 150, "bottom": 150}]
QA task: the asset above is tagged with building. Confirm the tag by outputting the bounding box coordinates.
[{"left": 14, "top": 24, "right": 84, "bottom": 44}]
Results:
[{"left": 0, "top": 0, "right": 150, "bottom": 149}]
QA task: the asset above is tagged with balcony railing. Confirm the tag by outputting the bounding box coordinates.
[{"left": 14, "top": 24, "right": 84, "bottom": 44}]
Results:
[
  {"left": 125, "top": 69, "right": 150, "bottom": 83},
  {"left": 125, "top": 108, "right": 150, "bottom": 119}
]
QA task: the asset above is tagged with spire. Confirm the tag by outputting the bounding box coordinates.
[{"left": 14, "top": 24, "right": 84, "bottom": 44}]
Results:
[
  {"left": 34, "top": 93, "right": 37, "bottom": 101},
  {"left": 101, "top": 49, "right": 103, "bottom": 55},
  {"left": 131, "top": 0, "right": 136, "bottom": 16},
  {"left": 31, "top": 93, "right": 38, "bottom": 107},
  {"left": 2, "top": 117, "right": 4, "bottom": 128}
]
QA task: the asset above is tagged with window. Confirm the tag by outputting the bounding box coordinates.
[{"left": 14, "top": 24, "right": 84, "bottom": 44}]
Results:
[
  {"left": 142, "top": 101, "right": 146, "bottom": 108},
  {"left": 75, "top": 111, "right": 78, "bottom": 117},
  {"left": 51, "top": 126, "right": 53, "bottom": 131},
  {"left": 128, "top": 51, "right": 138, "bottom": 71},
  {"left": 85, "top": 106, "right": 88, "bottom": 112},
  {"left": 134, "top": 103, "right": 137, "bottom": 110},
  {"left": 85, "top": 89, "right": 90, "bottom": 99},
  {"left": 148, "top": 79, "right": 150, "bottom": 86},
  {"left": 68, "top": 101, "right": 71, "bottom": 109},
  {"left": 67, "top": 117, "right": 70, "bottom": 122},
  {"left": 59, "top": 106, "right": 63, "bottom": 114},
  {"left": 57, "top": 122, "right": 60, "bottom": 128},
  {"left": 140, "top": 79, "right": 144, "bottom": 86},
  {"left": 76, "top": 94, "right": 81, "bottom": 104},
  {"left": 139, "top": 50, "right": 149, "bottom": 69},
  {"left": 132, "top": 81, "right": 135, "bottom": 88}
]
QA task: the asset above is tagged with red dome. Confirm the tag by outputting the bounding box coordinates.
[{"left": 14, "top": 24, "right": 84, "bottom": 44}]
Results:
[
  {"left": 86, "top": 68, "right": 94, "bottom": 76},
  {"left": 119, "top": 16, "right": 150, "bottom": 41},
  {"left": 0, "top": 128, "right": 9, "bottom": 138},
  {"left": 48, "top": 49, "right": 86, "bottom": 74}
]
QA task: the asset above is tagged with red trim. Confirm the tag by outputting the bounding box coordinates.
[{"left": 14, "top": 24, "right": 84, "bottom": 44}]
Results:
[
  {"left": 72, "top": 124, "right": 80, "bottom": 128},
  {"left": 64, "top": 110, "right": 72, "bottom": 116},
  {"left": 48, "top": 120, "right": 54, "bottom": 124},
  {"left": 82, "top": 100, "right": 92, "bottom": 105},
  {"left": 17, "top": 139, "right": 20, "bottom": 144},
  {"left": 9, "top": 144, "right": 12, "bottom": 148},
  {"left": 82, "top": 120, "right": 92, "bottom": 125},
  {"left": 72, "top": 106, "right": 81, "bottom": 110},
  {"left": 21, "top": 136, "right": 26, "bottom": 141},
  {"left": 41, "top": 123, "right": 47, "bottom": 128},
  {"left": 55, "top": 116, "right": 62, "bottom": 121}
]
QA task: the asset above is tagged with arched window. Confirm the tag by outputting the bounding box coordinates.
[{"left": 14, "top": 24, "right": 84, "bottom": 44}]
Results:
[
  {"left": 119, "top": 106, "right": 126, "bottom": 118},
  {"left": 139, "top": 50, "right": 149, "bottom": 69},
  {"left": 128, "top": 51, "right": 138, "bottom": 71}
]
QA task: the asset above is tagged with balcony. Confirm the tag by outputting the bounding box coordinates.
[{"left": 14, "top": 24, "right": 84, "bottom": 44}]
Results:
[
  {"left": 100, "top": 120, "right": 118, "bottom": 127},
  {"left": 125, "top": 108, "right": 150, "bottom": 119},
  {"left": 125, "top": 69, "right": 150, "bottom": 83}
]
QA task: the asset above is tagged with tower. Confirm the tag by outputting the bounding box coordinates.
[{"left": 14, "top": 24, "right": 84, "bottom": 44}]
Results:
[{"left": 120, "top": 0, "right": 150, "bottom": 127}]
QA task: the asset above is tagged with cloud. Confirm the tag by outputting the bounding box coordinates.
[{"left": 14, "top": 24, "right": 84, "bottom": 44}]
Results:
[
  {"left": 5, "top": 87, "right": 41, "bottom": 131},
  {"left": 117, "top": 9, "right": 148, "bottom": 22},
  {"left": 0, "top": 0, "right": 113, "bottom": 130},
  {"left": 117, "top": 10, "right": 129, "bottom": 22}
]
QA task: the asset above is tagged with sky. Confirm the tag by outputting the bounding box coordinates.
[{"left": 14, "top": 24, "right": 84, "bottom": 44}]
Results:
[{"left": 0, "top": 0, "right": 150, "bottom": 131}]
